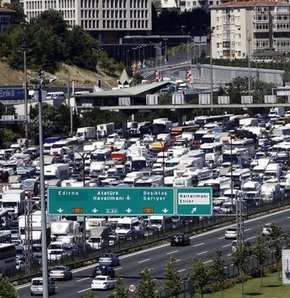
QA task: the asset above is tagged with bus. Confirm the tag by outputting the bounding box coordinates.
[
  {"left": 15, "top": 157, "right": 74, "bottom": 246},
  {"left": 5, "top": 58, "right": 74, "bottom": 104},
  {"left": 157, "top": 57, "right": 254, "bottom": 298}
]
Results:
[
  {"left": 194, "top": 114, "right": 233, "bottom": 127},
  {"left": 90, "top": 148, "right": 112, "bottom": 162},
  {"left": 0, "top": 244, "right": 16, "bottom": 275},
  {"left": 169, "top": 125, "right": 199, "bottom": 138},
  {"left": 224, "top": 139, "right": 256, "bottom": 157}
]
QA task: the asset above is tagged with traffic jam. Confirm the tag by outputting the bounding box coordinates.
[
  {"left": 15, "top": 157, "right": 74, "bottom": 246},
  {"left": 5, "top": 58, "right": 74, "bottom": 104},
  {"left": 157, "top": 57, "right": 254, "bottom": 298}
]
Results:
[{"left": 1, "top": 106, "right": 290, "bottom": 293}]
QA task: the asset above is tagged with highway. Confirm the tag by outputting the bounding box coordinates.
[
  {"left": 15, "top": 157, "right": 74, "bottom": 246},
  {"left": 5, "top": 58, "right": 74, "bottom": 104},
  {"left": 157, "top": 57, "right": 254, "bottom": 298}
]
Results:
[{"left": 17, "top": 208, "right": 290, "bottom": 297}]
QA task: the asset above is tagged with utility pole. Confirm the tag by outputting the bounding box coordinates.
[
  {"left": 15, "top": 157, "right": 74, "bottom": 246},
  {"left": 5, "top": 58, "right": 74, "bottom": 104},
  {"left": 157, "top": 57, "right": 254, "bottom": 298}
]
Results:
[
  {"left": 24, "top": 195, "right": 33, "bottom": 276},
  {"left": 210, "top": 27, "right": 215, "bottom": 107},
  {"left": 30, "top": 71, "right": 50, "bottom": 298},
  {"left": 23, "top": 49, "right": 28, "bottom": 139},
  {"left": 248, "top": 31, "right": 251, "bottom": 94}
]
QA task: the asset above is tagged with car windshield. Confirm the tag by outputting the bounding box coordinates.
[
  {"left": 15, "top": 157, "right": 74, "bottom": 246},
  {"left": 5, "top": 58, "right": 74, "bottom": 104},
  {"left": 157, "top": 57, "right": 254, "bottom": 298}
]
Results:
[
  {"left": 95, "top": 277, "right": 106, "bottom": 281},
  {"left": 32, "top": 280, "right": 43, "bottom": 286},
  {"left": 52, "top": 266, "right": 65, "bottom": 271}
]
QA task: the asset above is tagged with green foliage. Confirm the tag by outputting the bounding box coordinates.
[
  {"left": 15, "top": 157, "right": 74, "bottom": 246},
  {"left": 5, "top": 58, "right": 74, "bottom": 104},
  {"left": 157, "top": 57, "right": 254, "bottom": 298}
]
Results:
[
  {"left": 28, "top": 103, "right": 76, "bottom": 142},
  {"left": 163, "top": 257, "right": 182, "bottom": 298},
  {"left": 211, "top": 249, "right": 227, "bottom": 293},
  {"left": 137, "top": 267, "right": 158, "bottom": 298},
  {"left": 82, "top": 293, "right": 96, "bottom": 298},
  {"left": 0, "top": 127, "right": 22, "bottom": 148},
  {"left": 222, "top": 76, "right": 276, "bottom": 104},
  {"left": 80, "top": 108, "right": 122, "bottom": 128},
  {"left": 0, "top": 276, "right": 19, "bottom": 298},
  {"left": 108, "top": 276, "right": 129, "bottom": 298},
  {"left": 232, "top": 241, "right": 251, "bottom": 274},
  {"left": 252, "top": 236, "right": 270, "bottom": 287},
  {"left": 190, "top": 259, "right": 210, "bottom": 298},
  {"left": 0, "top": 8, "right": 119, "bottom": 74},
  {"left": 3, "top": 2, "right": 26, "bottom": 25}
]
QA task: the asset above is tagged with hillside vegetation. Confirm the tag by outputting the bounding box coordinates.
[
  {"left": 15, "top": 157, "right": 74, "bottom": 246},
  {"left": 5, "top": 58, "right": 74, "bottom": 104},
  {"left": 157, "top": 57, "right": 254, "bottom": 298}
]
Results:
[{"left": 0, "top": 60, "right": 118, "bottom": 88}]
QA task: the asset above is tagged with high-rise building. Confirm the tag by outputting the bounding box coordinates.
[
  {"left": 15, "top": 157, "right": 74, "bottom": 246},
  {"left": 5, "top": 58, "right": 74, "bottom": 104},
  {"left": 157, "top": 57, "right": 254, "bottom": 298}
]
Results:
[
  {"left": 23, "top": 0, "right": 152, "bottom": 43},
  {"left": 210, "top": 1, "right": 290, "bottom": 60}
]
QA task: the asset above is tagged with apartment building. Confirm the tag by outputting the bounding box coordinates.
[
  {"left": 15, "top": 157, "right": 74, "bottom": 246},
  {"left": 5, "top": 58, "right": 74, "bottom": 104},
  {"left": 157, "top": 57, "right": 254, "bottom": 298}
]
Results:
[
  {"left": 23, "top": 0, "right": 152, "bottom": 43},
  {"left": 210, "top": 1, "right": 290, "bottom": 60}
]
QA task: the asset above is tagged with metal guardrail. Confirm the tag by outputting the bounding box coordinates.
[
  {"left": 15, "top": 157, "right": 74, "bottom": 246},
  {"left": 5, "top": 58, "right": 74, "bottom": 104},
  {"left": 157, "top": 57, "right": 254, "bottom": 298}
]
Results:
[{"left": 11, "top": 197, "right": 290, "bottom": 285}]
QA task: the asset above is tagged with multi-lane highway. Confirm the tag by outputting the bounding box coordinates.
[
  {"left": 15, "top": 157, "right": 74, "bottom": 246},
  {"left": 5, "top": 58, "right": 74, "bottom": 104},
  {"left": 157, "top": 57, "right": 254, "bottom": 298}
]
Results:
[{"left": 17, "top": 208, "right": 290, "bottom": 297}]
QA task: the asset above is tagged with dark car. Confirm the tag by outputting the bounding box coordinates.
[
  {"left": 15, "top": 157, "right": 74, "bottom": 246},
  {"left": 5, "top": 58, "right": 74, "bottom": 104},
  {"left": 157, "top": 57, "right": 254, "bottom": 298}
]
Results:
[
  {"left": 99, "top": 253, "right": 120, "bottom": 266},
  {"left": 92, "top": 265, "right": 115, "bottom": 278},
  {"left": 170, "top": 233, "right": 190, "bottom": 246}
]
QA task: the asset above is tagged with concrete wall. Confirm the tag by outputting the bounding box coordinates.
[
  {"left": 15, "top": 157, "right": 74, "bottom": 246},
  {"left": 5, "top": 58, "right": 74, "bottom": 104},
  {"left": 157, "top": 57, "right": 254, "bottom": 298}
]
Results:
[{"left": 191, "top": 64, "right": 284, "bottom": 85}]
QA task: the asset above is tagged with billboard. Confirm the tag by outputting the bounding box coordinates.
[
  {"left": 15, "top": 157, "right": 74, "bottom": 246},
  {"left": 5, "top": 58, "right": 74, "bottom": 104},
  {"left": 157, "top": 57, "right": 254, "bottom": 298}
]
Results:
[{"left": 0, "top": 87, "right": 27, "bottom": 101}]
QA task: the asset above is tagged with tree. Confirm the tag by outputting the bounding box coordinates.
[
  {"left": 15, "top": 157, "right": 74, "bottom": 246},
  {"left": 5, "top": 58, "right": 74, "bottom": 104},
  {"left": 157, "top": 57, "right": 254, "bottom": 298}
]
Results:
[
  {"left": 190, "top": 259, "right": 210, "bottom": 298},
  {"left": 0, "top": 276, "right": 19, "bottom": 298},
  {"left": 163, "top": 257, "right": 182, "bottom": 298},
  {"left": 137, "top": 267, "right": 158, "bottom": 298},
  {"left": 268, "top": 222, "right": 284, "bottom": 280},
  {"left": 231, "top": 241, "right": 251, "bottom": 297},
  {"left": 222, "top": 76, "right": 276, "bottom": 105},
  {"left": 251, "top": 236, "right": 270, "bottom": 287},
  {"left": 109, "top": 276, "right": 129, "bottom": 298},
  {"left": 211, "top": 249, "right": 227, "bottom": 297}
]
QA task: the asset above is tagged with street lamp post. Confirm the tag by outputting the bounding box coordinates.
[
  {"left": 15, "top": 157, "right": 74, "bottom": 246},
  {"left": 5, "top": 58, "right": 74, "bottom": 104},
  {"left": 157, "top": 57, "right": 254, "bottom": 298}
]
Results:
[
  {"left": 23, "top": 49, "right": 28, "bottom": 139},
  {"left": 247, "top": 33, "right": 252, "bottom": 94},
  {"left": 209, "top": 27, "right": 215, "bottom": 107},
  {"left": 30, "top": 71, "right": 50, "bottom": 298}
]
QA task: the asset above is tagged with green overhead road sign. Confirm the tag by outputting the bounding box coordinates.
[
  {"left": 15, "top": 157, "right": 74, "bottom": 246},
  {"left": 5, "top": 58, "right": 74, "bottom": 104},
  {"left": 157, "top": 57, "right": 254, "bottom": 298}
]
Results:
[
  {"left": 48, "top": 187, "right": 175, "bottom": 216},
  {"left": 176, "top": 187, "right": 212, "bottom": 216}
]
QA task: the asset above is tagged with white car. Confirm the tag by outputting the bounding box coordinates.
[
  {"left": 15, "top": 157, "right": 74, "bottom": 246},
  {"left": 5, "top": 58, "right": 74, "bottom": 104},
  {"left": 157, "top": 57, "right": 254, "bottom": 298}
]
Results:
[
  {"left": 30, "top": 277, "right": 55, "bottom": 296},
  {"left": 262, "top": 223, "right": 273, "bottom": 236},
  {"left": 91, "top": 275, "right": 115, "bottom": 290},
  {"left": 224, "top": 227, "right": 237, "bottom": 240}
]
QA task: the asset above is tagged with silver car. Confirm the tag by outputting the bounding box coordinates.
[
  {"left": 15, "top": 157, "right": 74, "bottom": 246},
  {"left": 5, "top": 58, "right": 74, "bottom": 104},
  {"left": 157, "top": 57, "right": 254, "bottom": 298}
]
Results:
[
  {"left": 30, "top": 277, "right": 55, "bottom": 296},
  {"left": 49, "top": 266, "right": 73, "bottom": 280}
]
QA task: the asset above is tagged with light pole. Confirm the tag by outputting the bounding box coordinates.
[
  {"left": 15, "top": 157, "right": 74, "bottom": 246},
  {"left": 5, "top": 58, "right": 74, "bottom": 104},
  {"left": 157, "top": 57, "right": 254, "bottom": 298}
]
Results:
[
  {"left": 30, "top": 71, "right": 50, "bottom": 298},
  {"left": 209, "top": 27, "right": 215, "bottom": 107},
  {"left": 23, "top": 49, "right": 28, "bottom": 139},
  {"left": 67, "top": 72, "right": 73, "bottom": 137},
  {"left": 247, "top": 32, "right": 252, "bottom": 94}
]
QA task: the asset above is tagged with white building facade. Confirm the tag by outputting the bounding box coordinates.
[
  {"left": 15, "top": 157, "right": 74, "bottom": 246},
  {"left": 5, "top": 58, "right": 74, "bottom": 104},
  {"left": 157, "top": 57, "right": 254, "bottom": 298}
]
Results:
[
  {"left": 23, "top": 0, "right": 152, "bottom": 42},
  {"left": 210, "top": 1, "right": 290, "bottom": 60}
]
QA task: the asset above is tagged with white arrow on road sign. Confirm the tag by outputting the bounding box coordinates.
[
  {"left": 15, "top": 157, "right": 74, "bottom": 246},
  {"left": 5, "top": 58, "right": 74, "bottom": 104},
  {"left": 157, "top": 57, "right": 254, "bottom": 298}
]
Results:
[
  {"left": 126, "top": 208, "right": 132, "bottom": 213},
  {"left": 126, "top": 195, "right": 131, "bottom": 200},
  {"left": 92, "top": 208, "right": 98, "bottom": 213},
  {"left": 191, "top": 208, "right": 197, "bottom": 213},
  {"left": 57, "top": 208, "right": 63, "bottom": 213},
  {"left": 162, "top": 208, "right": 169, "bottom": 213}
]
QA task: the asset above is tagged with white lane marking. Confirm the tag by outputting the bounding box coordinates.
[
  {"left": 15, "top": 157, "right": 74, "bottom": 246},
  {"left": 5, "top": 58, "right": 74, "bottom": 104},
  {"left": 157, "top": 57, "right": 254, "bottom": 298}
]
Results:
[
  {"left": 247, "top": 236, "right": 255, "bottom": 240},
  {"left": 204, "top": 260, "right": 212, "bottom": 264},
  {"left": 76, "top": 277, "right": 90, "bottom": 282},
  {"left": 218, "top": 236, "right": 224, "bottom": 240},
  {"left": 115, "top": 267, "right": 122, "bottom": 270},
  {"left": 77, "top": 288, "right": 91, "bottom": 293},
  {"left": 193, "top": 242, "right": 204, "bottom": 247},
  {"left": 222, "top": 244, "right": 231, "bottom": 248},
  {"left": 197, "top": 251, "right": 207, "bottom": 255},
  {"left": 138, "top": 258, "right": 151, "bottom": 264},
  {"left": 244, "top": 228, "right": 252, "bottom": 232},
  {"left": 227, "top": 254, "right": 232, "bottom": 257},
  {"left": 167, "top": 250, "right": 178, "bottom": 255},
  {"left": 176, "top": 259, "right": 181, "bottom": 262},
  {"left": 178, "top": 269, "right": 186, "bottom": 273}
]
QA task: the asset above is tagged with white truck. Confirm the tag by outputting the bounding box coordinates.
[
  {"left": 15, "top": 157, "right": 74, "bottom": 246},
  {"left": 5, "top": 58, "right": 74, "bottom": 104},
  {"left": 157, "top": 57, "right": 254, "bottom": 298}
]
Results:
[
  {"left": 263, "top": 163, "right": 282, "bottom": 181},
  {"left": 44, "top": 164, "right": 70, "bottom": 180},
  {"left": 268, "top": 107, "right": 285, "bottom": 118},
  {"left": 148, "top": 216, "right": 165, "bottom": 231},
  {"left": 76, "top": 127, "right": 96, "bottom": 141},
  {"left": 86, "top": 226, "right": 111, "bottom": 249},
  {"left": 97, "top": 123, "right": 115, "bottom": 138},
  {"left": 50, "top": 220, "right": 80, "bottom": 242},
  {"left": 1, "top": 189, "right": 25, "bottom": 218}
]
